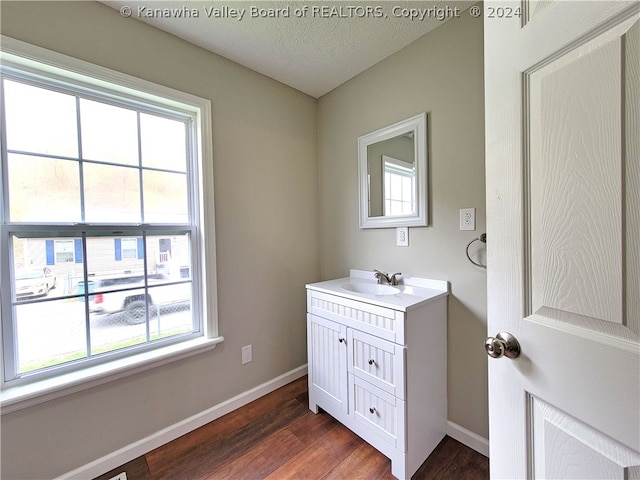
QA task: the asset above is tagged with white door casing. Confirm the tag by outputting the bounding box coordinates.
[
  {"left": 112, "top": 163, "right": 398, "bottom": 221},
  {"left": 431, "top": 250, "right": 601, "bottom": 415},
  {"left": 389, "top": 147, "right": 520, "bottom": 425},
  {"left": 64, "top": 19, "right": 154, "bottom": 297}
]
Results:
[{"left": 485, "top": 1, "right": 640, "bottom": 479}]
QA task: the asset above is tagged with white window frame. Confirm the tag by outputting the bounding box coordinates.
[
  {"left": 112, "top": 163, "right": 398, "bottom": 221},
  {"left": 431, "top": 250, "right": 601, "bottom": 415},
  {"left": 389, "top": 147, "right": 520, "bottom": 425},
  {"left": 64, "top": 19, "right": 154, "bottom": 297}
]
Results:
[
  {"left": 121, "top": 238, "right": 139, "bottom": 260},
  {"left": 0, "top": 36, "right": 222, "bottom": 414}
]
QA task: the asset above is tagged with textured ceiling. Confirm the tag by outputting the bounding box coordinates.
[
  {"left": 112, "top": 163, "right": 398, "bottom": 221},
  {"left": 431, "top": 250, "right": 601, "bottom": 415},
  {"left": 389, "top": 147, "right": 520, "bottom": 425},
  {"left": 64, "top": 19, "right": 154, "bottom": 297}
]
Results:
[{"left": 101, "top": 1, "right": 474, "bottom": 97}]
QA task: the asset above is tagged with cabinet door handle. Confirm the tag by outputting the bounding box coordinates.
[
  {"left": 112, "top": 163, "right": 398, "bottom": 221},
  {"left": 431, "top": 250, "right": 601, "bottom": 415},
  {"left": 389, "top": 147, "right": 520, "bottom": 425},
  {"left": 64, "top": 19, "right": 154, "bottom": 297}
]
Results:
[
  {"left": 338, "top": 338, "right": 346, "bottom": 343},
  {"left": 369, "top": 406, "right": 377, "bottom": 414},
  {"left": 368, "top": 359, "right": 376, "bottom": 366}
]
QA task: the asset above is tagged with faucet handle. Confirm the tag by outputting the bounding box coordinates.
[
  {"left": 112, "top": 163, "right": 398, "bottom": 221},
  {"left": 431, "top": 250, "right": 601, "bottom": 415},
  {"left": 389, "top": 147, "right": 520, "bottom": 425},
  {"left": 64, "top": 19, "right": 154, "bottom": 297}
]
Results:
[
  {"left": 389, "top": 273, "right": 402, "bottom": 285},
  {"left": 373, "top": 269, "right": 389, "bottom": 284}
]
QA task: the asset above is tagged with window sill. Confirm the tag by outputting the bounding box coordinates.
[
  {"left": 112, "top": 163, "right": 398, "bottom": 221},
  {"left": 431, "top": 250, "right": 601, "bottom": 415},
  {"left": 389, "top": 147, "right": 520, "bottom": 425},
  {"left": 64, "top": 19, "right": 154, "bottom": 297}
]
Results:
[{"left": 0, "top": 335, "right": 224, "bottom": 415}]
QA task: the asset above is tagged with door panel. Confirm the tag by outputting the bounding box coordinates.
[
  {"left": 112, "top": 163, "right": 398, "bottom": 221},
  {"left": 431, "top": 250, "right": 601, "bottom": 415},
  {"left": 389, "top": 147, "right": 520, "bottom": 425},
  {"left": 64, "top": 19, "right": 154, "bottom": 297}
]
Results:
[
  {"left": 527, "top": 15, "right": 638, "bottom": 327},
  {"left": 529, "top": 396, "right": 640, "bottom": 479}
]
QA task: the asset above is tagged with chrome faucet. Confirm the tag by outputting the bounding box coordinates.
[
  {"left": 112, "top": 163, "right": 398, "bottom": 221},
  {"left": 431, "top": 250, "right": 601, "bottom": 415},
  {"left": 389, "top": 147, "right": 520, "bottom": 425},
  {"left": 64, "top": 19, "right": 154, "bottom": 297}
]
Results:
[{"left": 374, "top": 270, "right": 402, "bottom": 286}]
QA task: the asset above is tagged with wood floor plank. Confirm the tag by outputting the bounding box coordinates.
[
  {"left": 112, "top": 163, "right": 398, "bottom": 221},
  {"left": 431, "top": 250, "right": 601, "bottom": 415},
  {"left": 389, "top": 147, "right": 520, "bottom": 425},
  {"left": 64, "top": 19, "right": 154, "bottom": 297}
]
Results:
[
  {"left": 322, "top": 441, "right": 392, "bottom": 480},
  {"left": 433, "top": 441, "right": 489, "bottom": 480},
  {"left": 202, "top": 428, "right": 306, "bottom": 480},
  {"left": 411, "top": 435, "right": 460, "bottom": 480},
  {"left": 263, "top": 421, "right": 364, "bottom": 480},
  {"left": 287, "top": 410, "right": 340, "bottom": 446},
  {"left": 412, "top": 436, "right": 489, "bottom": 480}
]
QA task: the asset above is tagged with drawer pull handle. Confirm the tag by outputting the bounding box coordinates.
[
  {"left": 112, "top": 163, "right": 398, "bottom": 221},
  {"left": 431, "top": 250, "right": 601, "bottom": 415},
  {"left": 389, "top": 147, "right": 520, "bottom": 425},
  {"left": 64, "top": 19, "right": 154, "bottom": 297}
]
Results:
[
  {"left": 369, "top": 407, "right": 377, "bottom": 414},
  {"left": 368, "top": 359, "right": 376, "bottom": 366},
  {"left": 338, "top": 338, "right": 346, "bottom": 344}
]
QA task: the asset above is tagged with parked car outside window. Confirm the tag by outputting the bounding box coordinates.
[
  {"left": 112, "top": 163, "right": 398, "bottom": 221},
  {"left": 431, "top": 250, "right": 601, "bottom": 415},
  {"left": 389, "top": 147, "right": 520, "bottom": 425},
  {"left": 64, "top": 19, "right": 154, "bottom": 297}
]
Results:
[{"left": 15, "top": 267, "right": 56, "bottom": 299}]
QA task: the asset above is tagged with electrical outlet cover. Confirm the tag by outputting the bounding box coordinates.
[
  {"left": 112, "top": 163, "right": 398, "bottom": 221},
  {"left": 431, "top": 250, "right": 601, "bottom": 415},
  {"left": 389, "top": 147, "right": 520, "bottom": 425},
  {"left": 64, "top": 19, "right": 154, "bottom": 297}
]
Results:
[
  {"left": 460, "top": 208, "right": 476, "bottom": 231},
  {"left": 396, "top": 227, "right": 409, "bottom": 247}
]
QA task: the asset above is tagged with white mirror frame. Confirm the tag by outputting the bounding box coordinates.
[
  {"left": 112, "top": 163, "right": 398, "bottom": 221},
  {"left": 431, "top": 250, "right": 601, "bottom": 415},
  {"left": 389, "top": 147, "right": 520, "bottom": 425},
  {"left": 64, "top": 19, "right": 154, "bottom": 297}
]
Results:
[{"left": 358, "top": 112, "right": 428, "bottom": 229}]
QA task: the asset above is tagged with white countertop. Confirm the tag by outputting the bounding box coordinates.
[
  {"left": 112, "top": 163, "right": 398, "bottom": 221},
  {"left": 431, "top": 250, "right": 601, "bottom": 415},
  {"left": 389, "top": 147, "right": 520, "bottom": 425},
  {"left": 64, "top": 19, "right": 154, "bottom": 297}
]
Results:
[{"left": 306, "top": 269, "right": 449, "bottom": 312}]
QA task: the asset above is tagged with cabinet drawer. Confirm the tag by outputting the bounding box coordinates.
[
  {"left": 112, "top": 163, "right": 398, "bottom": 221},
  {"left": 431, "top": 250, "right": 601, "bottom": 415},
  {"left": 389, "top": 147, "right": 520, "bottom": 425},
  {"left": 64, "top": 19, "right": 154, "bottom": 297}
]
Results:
[
  {"left": 349, "top": 374, "right": 406, "bottom": 450},
  {"left": 307, "top": 290, "right": 405, "bottom": 343},
  {"left": 348, "top": 329, "right": 406, "bottom": 400}
]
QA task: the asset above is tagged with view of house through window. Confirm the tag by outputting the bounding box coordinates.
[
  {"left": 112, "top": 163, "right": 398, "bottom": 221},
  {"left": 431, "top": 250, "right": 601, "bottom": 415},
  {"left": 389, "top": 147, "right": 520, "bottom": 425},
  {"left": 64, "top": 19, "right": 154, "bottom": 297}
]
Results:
[{"left": 1, "top": 60, "right": 204, "bottom": 382}]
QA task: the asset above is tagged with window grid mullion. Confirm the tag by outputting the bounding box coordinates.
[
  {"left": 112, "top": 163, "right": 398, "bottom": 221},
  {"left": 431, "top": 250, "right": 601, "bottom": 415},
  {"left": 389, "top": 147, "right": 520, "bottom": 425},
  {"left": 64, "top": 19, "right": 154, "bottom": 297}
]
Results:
[
  {"left": 1, "top": 76, "right": 9, "bottom": 225},
  {"left": 75, "top": 96, "right": 87, "bottom": 223},
  {"left": 142, "top": 231, "right": 151, "bottom": 342},
  {"left": 137, "top": 111, "right": 145, "bottom": 224},
  {"left": 80, "top": 233, "right": 92, "bottom": 360}
]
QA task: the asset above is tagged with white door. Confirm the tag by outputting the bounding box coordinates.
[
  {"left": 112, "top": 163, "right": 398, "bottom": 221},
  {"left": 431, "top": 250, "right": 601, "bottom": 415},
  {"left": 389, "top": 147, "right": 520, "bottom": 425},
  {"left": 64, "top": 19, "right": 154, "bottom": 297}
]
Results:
[{"left": 485, "top": 1, "right": 640, "bottom": 478}]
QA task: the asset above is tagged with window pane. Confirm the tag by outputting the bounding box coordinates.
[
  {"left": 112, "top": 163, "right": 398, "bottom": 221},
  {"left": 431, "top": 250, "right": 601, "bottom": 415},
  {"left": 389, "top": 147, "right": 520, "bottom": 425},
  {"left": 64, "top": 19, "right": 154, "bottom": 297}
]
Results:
[
  {"left": 143, "top": 170, "right": 189, "bottom": 223},
  {"left": 8, "top": 153, "right": 81, "bottom": 222},
  {"left": 3, "top": 80, "right": 79, "bottom": 158},
  {"left": 147, "top": 233, "right": 193, "bottom": 336},
  {"left": 148, "top": 282, "right": 193, "bottom": 338},
  {"left": 84, "top": 163, "right": 141, "bottom": 223},
  {"left": 86, "top": 233, "right": 193, "bottom": 332},
  {"left": 80, "top": 99, "right": 138, "bottom": 166},
  {"left": 16, "top": 300, "right": 88, "bottom": 374},
  {"left": 140, "top": 113, "right": 187, "bottom": 171}
]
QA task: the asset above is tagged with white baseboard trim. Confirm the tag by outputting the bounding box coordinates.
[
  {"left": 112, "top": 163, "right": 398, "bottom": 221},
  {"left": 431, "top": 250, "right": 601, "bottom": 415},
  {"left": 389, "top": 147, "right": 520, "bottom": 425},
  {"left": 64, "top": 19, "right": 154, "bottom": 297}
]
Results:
[
  {"left": 57, "top": 364, "right": 308, "bottom": 480},
  {"left": 446, "top": 421, "right": 489, "bottom": 457}
]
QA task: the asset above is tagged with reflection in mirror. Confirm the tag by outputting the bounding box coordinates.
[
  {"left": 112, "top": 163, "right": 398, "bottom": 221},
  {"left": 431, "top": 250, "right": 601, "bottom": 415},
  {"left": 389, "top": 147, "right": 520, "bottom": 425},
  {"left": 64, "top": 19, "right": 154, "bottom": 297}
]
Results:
[
  {"left": 367, "top": 133, "right": 416, "bottom": 217},
  {"left": 358, "top": 113, "right": 427, "bottom": 228}
]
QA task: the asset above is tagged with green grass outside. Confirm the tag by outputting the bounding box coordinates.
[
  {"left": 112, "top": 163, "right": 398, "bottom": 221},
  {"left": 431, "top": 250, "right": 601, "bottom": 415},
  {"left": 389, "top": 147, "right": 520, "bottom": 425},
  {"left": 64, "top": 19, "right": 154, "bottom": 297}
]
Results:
[{"left": 19, "top": 326, "right": 192, "bottom": 374}]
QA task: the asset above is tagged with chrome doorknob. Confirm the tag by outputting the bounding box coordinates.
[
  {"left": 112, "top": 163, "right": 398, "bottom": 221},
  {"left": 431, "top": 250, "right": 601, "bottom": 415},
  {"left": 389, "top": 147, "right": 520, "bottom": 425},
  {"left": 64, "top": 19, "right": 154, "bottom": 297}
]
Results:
[{"left": 485, "top": 332, "right": 521, "bottom": 359}]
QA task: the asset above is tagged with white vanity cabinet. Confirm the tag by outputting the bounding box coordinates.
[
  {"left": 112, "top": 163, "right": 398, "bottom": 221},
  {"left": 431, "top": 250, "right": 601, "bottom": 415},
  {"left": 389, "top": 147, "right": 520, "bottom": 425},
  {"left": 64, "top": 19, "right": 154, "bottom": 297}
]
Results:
[{"left": 306, "top": 272, "right": 448, "bottom": 480}]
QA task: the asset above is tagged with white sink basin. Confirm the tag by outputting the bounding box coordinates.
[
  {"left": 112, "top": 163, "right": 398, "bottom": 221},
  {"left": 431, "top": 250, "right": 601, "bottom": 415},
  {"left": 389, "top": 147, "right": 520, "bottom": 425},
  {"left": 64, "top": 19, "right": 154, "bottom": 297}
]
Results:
[{"left": 341, "top": 282, "right": 400, "bottom": 296}]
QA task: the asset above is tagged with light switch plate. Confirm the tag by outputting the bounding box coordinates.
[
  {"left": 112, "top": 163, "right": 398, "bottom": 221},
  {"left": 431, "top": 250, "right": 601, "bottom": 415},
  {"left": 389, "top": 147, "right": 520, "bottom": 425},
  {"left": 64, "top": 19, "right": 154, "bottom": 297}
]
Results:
[{"left": 396, "top": 227, "right": 409, "bottom": 247}]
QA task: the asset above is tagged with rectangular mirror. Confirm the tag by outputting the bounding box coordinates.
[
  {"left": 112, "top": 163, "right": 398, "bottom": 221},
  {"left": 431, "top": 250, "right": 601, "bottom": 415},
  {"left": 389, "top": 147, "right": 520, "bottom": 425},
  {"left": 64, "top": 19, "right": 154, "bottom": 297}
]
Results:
[{"left": 358, "top": 112, "right": 428, "bottom": 228}]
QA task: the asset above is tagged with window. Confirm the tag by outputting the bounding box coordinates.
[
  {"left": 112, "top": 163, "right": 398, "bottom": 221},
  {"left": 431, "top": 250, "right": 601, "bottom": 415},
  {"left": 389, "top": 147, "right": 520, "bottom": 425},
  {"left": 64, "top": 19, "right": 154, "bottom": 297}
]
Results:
[
  {"left": 383, "top": 155, "right": 416, "bottom": 216},
  {"left": 0, "top": 38, "right": 219, "bottom": 401},
  {"left": 53, "top": 239, "right": 77, "bottom": 264}
]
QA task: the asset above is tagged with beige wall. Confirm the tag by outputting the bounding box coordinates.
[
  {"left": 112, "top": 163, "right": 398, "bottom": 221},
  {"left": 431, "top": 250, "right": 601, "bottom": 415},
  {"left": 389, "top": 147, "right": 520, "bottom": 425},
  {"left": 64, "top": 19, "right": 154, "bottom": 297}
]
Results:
[
  {"left": 0, "top": 2, "right": 318, "bottom": 479},
  {"left": 317, "top": 9, "right": 488, "bottom": 440},
  {"left": 1, "top": 2, "right": 487, "bottom": 478}
]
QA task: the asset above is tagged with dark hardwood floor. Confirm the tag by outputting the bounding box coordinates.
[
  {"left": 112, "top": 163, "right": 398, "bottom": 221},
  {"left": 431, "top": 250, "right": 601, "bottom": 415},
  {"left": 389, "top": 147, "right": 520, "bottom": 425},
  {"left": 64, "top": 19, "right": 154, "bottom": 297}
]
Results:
[{"left": 96, "top": 376, "right": 488, "bottom": 480}]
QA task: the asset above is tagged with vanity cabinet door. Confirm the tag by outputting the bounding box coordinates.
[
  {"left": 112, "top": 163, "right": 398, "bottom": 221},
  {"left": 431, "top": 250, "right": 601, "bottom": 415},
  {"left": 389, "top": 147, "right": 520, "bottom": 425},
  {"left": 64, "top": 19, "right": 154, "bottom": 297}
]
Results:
[{"left": 307, "top": 313, "right": 348, "bottom": 413}]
